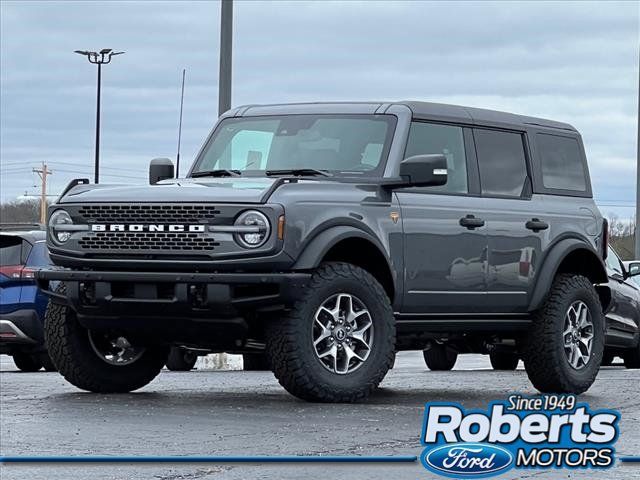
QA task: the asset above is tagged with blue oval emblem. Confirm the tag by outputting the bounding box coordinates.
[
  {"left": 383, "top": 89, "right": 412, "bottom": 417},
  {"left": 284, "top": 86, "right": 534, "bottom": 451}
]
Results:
[{"left": 421, "top": 442, "right": 514, "bottom": 478}]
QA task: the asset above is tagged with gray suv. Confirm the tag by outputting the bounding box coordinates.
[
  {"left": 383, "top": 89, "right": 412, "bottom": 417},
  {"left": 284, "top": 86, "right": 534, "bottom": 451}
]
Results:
[{"left": 38, "top": 101, "right": 625, "bottom": 402}]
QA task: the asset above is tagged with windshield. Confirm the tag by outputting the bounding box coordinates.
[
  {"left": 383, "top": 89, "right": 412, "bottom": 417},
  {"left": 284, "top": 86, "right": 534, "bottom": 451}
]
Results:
[{"left": 190, "top": 114, "right": 396, "bottom": 176}]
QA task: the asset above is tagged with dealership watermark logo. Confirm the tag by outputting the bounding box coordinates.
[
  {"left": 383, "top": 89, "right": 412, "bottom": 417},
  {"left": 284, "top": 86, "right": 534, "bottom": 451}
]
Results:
[{"left": 420, "top": 395, "right": 620, "bottom": 478}]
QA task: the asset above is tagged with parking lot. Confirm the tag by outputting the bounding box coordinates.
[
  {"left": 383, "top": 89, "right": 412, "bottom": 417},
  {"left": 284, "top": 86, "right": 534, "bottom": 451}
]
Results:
[{"left": 1, "top": 352, "right": 638, "bottom": 480}]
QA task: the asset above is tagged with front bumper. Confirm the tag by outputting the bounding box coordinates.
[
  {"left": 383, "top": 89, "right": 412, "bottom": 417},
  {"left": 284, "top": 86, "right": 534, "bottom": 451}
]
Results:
[{"left": 37, "top": 269, "right": 311, "bottom": 319}]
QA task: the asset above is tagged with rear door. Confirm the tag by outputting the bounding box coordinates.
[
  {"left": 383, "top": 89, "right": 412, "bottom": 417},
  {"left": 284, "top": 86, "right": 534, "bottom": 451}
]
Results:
[
  {"left": 472, "top": 128, "right": 543, "bottom": 313},
  {"left": 398, "top": 121, "right": 490, "bottom": 313}
]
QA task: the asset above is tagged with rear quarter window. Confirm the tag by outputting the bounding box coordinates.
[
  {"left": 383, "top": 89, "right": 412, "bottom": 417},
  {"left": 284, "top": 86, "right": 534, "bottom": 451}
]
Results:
[{"left": 537, "top": 133, "right": 587, "bottom": 191}]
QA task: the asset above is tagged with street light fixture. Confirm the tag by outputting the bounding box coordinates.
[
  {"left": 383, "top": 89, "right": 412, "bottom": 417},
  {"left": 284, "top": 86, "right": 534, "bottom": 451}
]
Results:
[{"left": 74, "top": 48, "right": 124, "bottom": 183}]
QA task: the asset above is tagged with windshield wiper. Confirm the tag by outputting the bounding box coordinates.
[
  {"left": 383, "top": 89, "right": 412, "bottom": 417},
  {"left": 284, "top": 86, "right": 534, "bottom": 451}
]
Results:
[
  {"left": 265, "top": 168, "right": 332, "bottom": 177},
  {"left": 191, "top": 169, "right": 241, "bottom": 178}
]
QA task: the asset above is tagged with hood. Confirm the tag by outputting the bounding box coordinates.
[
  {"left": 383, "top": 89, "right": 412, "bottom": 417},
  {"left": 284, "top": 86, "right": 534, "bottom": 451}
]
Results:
[{"left": 58, "top": 177, "right": 279, "bottom": 204}]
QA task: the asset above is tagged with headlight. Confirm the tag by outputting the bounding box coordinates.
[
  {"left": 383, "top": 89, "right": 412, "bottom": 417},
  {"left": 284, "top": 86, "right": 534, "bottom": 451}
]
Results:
[
  {"left": 234, "top": 210, "right": 270, "bottom": 248},
  {"left": 49, "top": 210, "right": 74, "bottom": 244}
]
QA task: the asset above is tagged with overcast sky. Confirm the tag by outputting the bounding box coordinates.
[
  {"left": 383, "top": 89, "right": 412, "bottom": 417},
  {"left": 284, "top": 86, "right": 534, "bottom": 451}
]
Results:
[{"left": 1, "top": 1, "right": 638, "bottom": 218}]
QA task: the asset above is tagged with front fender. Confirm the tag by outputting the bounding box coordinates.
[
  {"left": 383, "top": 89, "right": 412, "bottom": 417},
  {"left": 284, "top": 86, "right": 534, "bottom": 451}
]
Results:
[{"left": 292, "top": 225, "right": 388, "bottom": 271}]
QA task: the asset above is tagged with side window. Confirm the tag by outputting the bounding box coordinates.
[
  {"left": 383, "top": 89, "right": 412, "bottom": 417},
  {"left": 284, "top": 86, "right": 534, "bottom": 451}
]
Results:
[
  {"left": 474, "top": 129, "right": 528, "bottom": 197},
  {"left": 537, "top": 134, "right": 587, "bottom": 191},
  {"left": 405, "top": 122, "right": 468, "bottom": 194}
]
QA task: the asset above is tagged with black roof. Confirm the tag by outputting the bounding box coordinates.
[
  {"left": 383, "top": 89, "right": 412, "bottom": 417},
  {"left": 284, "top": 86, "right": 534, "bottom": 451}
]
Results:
[{"left": 231, "top": 101, "right": 576, "bottom": 132}]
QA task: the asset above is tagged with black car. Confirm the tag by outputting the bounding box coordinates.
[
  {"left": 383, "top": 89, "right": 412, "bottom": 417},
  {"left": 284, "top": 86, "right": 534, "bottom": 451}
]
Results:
[
  {"left": 603, "top": 247, "right": 640, "bottom": 369},
  {"left": 0, "top": 226, "right": 56, "bottom": 371}
]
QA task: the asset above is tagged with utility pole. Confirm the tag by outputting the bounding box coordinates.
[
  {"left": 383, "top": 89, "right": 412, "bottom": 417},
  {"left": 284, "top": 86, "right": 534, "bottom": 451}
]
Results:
[
  {"left": 218, "top": 0, "right": 233, "bottom": 117},
  {"left": 32, "top": 162, "right": 52, "bottom": 224}
]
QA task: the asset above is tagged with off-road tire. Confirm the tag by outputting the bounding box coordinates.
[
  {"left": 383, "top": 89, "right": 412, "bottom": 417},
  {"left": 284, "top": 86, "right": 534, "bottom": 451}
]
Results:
[
  {"left": 624, "top": 343, "right": 640, "bottom": 369},
  {"left": 489, "top": 352, "right": 519, "bottom": 371},
  {"left": 45, "top": 284, "right": 169, "bottom": 393},
  {"left": 165, "top": 347, "right": 197, "bottom": 371},
  {"left": 243, "top": 353, "right": 270, "bottom": 371},
  {"left": 13, "top": 353, "right": 42, "bottom": 372},
  {"left": 423, "top": 345, "right": 458, "bottom": 371},
  {"left": 265, "top": 262, "right": 395, "bottom": 403},
  {"left": 523, "top": 274, "right": 604, "bottom": 394}
]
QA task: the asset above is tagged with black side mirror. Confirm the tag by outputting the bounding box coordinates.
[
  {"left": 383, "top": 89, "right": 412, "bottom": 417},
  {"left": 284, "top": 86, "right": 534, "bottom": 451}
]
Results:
[
  {"left": 398, "top": 154, "right": 448, "bottom": 187},
  {"left": 628, "top": 262, "right": 640, "bottom": 277},
  {"left": 149, "top": 158, "right": 175, "bottom": 185}
]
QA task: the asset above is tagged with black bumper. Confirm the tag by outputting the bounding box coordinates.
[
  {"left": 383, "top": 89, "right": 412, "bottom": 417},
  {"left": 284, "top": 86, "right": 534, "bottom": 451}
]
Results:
[{"left": 36, "top": 269, "right": 311, "bottom": 319}]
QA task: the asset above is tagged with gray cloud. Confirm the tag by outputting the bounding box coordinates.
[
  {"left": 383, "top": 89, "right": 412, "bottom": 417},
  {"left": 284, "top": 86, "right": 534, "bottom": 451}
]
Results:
[{"left": 0, "top": 0, "right": 638, "bottom": 218}]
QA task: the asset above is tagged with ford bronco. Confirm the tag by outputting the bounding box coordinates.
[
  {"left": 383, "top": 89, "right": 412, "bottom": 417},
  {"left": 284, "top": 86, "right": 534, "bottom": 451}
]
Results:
[{"left": 38, "top": 101, "right": 614, "bottom": 402}]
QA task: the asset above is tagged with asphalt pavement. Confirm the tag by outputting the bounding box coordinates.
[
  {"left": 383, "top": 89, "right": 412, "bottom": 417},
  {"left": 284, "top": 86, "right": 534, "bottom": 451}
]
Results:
[{"left": 1, "top": 352, "right": 638, "bottom": 480}]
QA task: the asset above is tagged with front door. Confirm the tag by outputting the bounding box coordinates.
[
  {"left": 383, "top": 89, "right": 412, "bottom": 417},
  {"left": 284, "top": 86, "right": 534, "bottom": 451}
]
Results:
[{"left": 397, "top": 121, "right": 489, "bottom": 313}]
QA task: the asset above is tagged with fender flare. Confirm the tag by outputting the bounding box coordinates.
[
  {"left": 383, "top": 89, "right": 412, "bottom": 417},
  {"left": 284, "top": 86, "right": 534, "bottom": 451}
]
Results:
[
  {"left": 292, "top": 225, "right": 391, "bottom": 271},
  {"left": 528, "top": 238, "right": 608, "bottom": 311}
]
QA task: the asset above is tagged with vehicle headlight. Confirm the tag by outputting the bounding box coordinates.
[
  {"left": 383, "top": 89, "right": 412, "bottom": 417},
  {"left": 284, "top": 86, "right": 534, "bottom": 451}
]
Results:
[
  {"left": 49, "top": 210, "right": 74, "bottom": 244},
  {"left": 234, "top": 210, "right": 270, "bottom": 248}
]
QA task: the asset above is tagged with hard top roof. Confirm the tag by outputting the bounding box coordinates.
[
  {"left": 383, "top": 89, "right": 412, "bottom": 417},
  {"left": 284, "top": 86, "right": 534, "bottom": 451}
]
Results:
[{"left": 231, "top": 101, "right": 576, "bottom": 132}]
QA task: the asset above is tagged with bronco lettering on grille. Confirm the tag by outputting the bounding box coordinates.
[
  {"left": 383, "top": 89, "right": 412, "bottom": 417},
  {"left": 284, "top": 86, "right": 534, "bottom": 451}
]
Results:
[{"left": 90, "top": 224, "right": 206, "bottom": 233}]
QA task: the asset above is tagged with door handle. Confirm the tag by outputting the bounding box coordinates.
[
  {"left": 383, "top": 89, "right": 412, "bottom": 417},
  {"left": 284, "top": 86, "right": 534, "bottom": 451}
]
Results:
[
  {"left": 525, "top": 218, "right": 549, "bottom": 232},
  {"left": 459, "top": 215, "right": 485, "bottom": 230}
]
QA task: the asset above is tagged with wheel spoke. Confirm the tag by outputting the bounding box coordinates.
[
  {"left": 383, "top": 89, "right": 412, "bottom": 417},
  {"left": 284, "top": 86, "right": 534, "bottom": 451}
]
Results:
[{"left": 311, "top": 293, "right": 374, "bottom": 375}]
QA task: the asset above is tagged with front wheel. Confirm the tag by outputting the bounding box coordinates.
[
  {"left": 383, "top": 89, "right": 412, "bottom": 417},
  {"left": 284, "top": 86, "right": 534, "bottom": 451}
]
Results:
[
  {"left": 522, "top": 274, "right": 604, "bottom": 394},
  {"left": 45, "top": 285, "right": 169, "bottom": 393},
  {"left": 266, "top": 262, "right": 395, "bottom": 403}
]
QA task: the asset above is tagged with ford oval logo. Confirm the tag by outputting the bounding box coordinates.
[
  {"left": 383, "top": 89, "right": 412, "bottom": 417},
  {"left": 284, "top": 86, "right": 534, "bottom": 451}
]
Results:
[{"left": 422, "top": 442, "right": 514, "bottom": 478}]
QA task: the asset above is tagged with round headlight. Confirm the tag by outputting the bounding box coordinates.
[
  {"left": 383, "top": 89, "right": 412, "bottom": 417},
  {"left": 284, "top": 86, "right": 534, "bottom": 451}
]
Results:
[
  {"left": 49, "top": 210, "right": 74, "bottom": 244},
  {"left": 234, "top": 210, "right": 270, "bottom": 248}
]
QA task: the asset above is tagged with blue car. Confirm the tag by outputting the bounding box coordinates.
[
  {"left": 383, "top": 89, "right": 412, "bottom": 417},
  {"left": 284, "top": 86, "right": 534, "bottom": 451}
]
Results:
[{"left": 0, "top": 227, "right": 56, "bottom": 371}]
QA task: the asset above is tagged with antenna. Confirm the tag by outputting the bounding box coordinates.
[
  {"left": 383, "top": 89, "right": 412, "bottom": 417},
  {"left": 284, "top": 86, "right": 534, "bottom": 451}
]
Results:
[{"left": 176, "top": 68, "right": 186, "bottom": 178}]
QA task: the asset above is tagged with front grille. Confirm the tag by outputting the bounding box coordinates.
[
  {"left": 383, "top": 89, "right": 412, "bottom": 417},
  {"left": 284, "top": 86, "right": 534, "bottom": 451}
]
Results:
[
  {"left": 78, "top": 232, "right": 220, "bottom": 251},
  {"left": 78, "top": 204, "right": 220, "bottom": 223}
]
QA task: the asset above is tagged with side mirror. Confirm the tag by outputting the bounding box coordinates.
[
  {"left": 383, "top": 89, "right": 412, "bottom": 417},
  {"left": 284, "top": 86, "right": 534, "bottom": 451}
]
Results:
[
  {"left": 628, "top": 262, "right": 640, "bottom": 277},
  {"left": 398, "top": 154, "right": 448, "bottom": 187},
  {"left": 149, "top": 158, "right": 175, "bottom": 185}
]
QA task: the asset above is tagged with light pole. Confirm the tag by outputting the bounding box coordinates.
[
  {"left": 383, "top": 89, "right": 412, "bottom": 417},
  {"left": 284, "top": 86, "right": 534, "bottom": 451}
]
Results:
[
  {"left": 218, "top": 0, "right": 233, "bottom": 117},
  {"left": 635, "top": 43, "right": 640, "bottom": 259},
  {"left": 74, "top": 49, "right": 124, "bottom": 184}
]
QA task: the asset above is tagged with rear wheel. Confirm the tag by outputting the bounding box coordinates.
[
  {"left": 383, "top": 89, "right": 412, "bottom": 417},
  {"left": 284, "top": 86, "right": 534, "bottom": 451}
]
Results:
[
  {"left": 242, "top": 353, "right": 270, "bottom": 371},
  {"left": 423, "top": 345, "right": 458, "bottom": 371},
  {"left": 165, "top": 347, "right": 198, "bottom": 371},
  {"left": 489, "top": 352, "right": 519, "bottom": 371},
  {"left": 523, "top": 274, "right": 604, "bottom": 394},
  {"left": 45, "top": 284, "right": 169, "bottom": 393},
  {"left": 266, "top": 262, "right": 395, "bottom": 403},
  {"left": 13, "top": 353, "right": 42, "bottom": 372}
]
